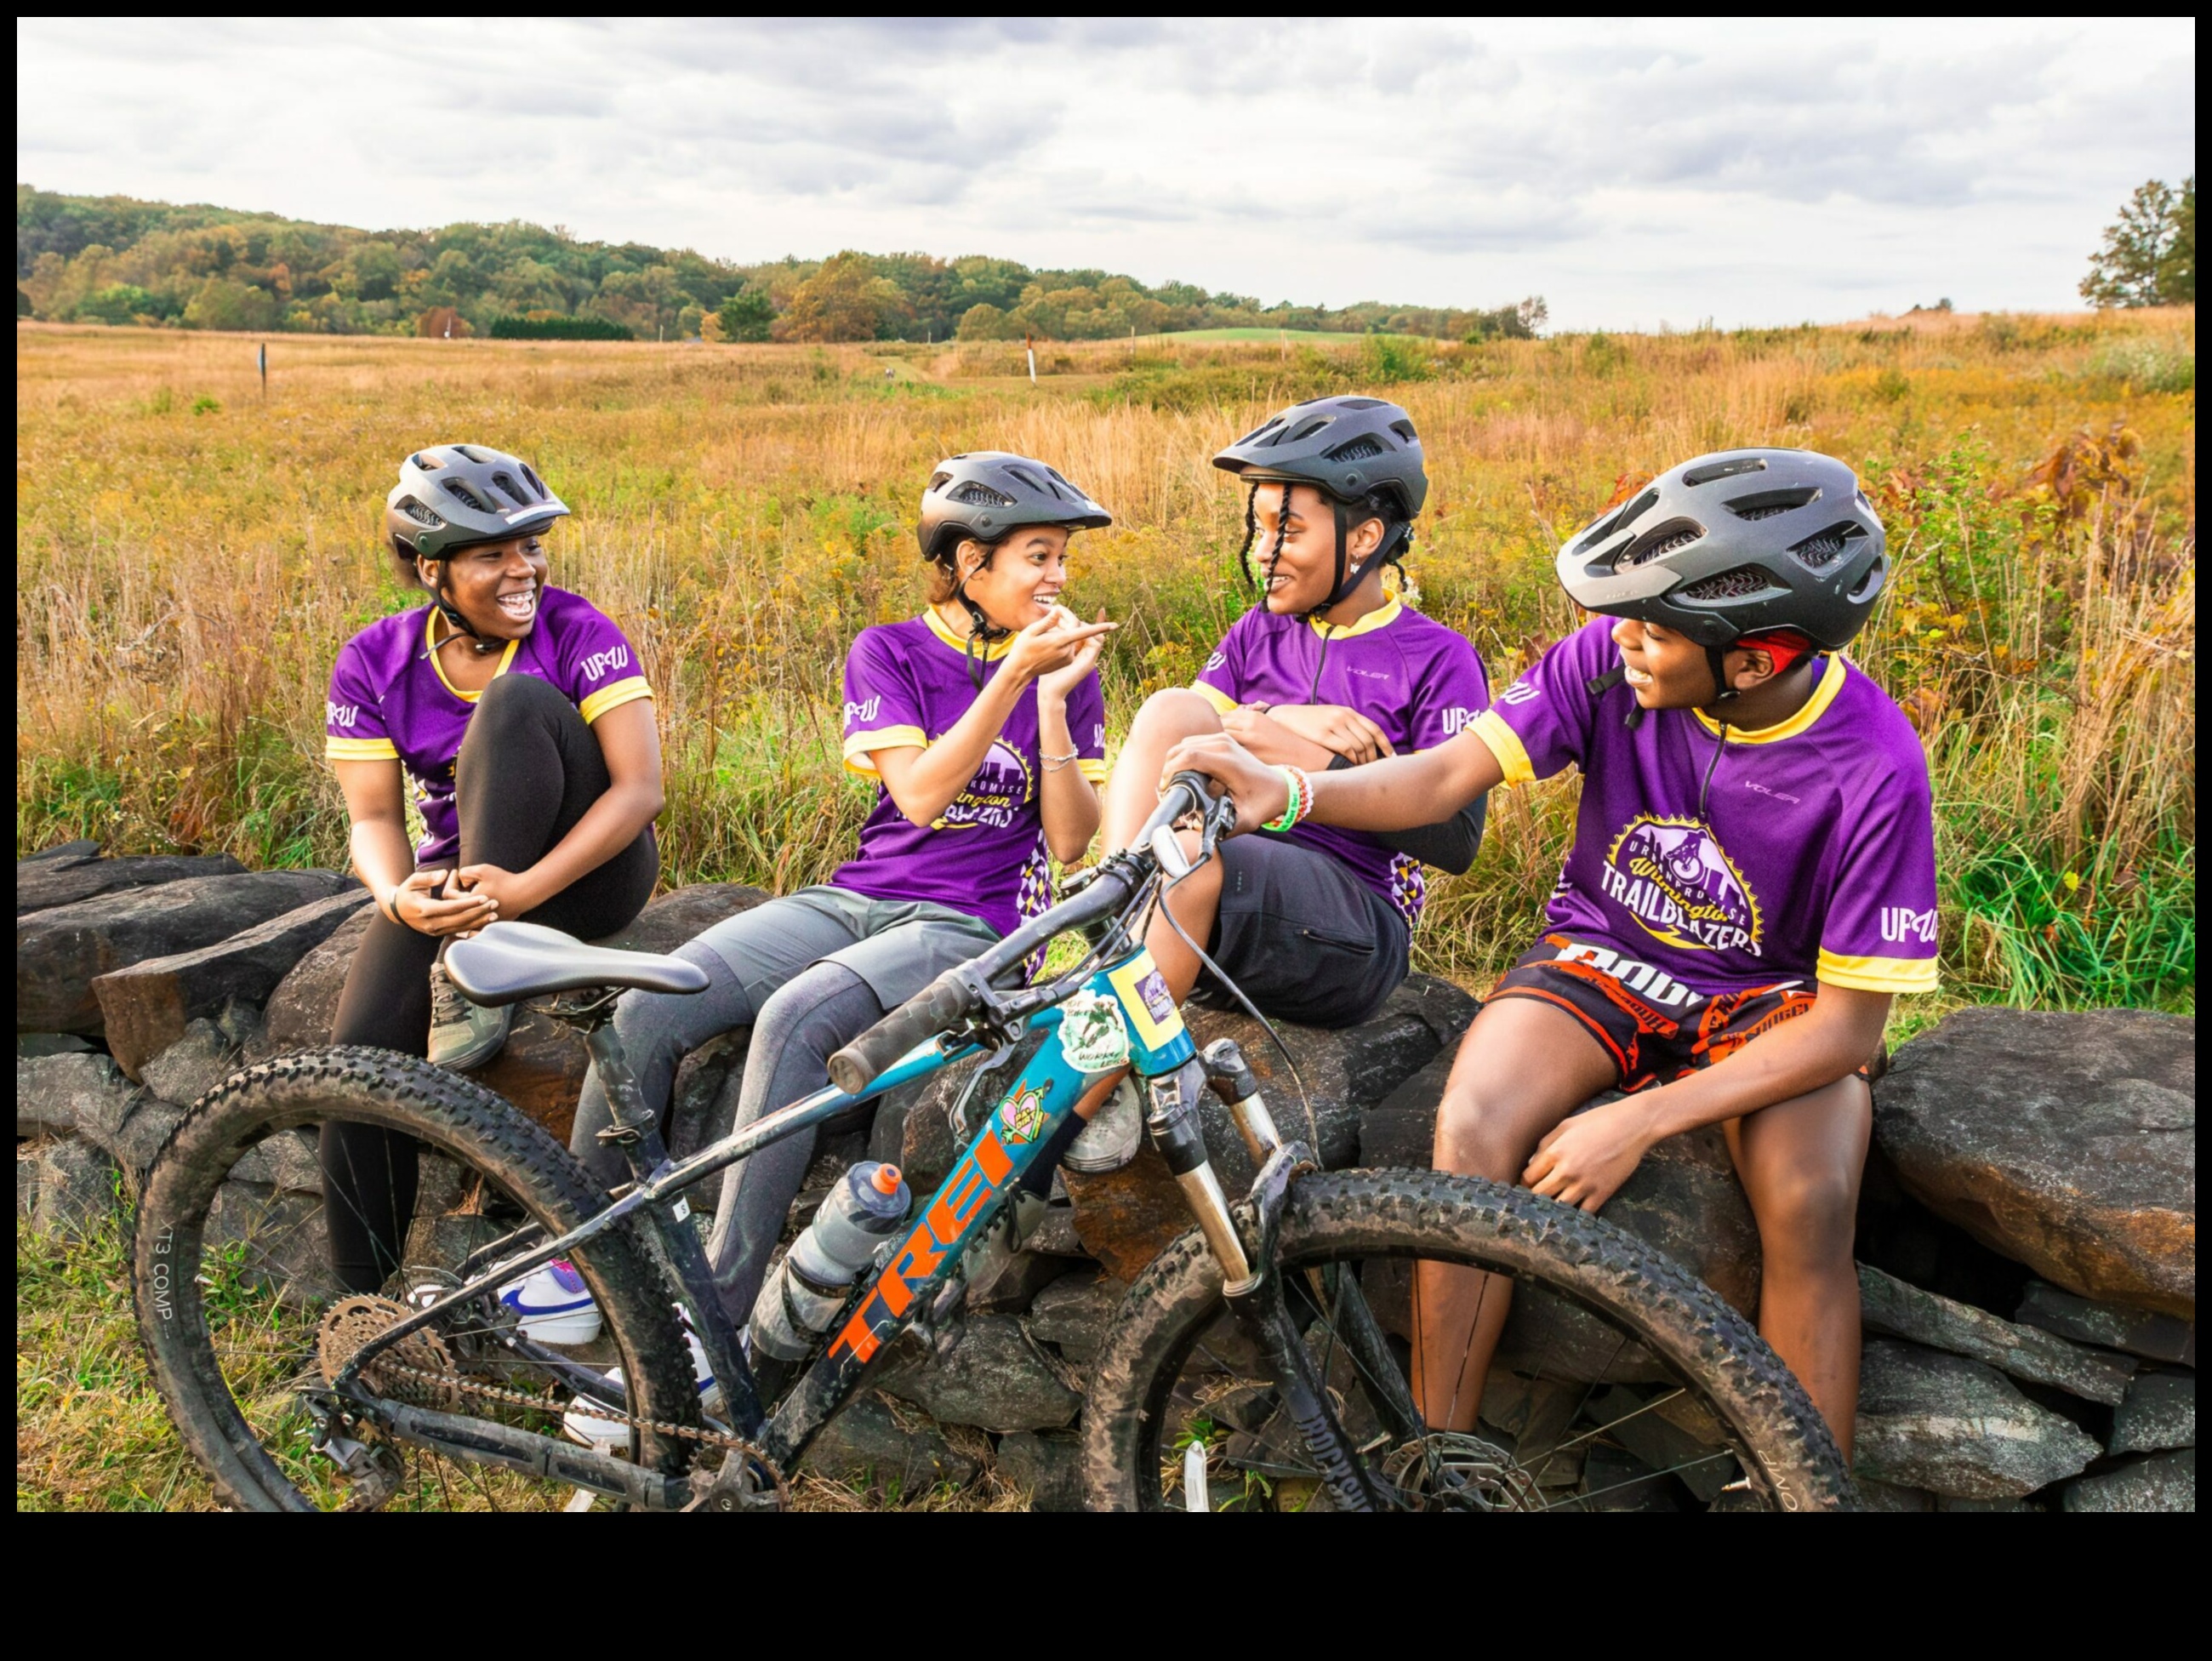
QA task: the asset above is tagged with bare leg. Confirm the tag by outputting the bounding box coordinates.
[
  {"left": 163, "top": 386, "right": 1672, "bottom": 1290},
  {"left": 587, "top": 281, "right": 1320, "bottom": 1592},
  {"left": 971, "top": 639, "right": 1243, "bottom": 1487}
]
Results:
[
  {"left": 1415, "top": 997, "right": 1621, "bottom": 1430},
  {"left": 1722, "top": 1075, "right": 1872, "bottom": 1462}
]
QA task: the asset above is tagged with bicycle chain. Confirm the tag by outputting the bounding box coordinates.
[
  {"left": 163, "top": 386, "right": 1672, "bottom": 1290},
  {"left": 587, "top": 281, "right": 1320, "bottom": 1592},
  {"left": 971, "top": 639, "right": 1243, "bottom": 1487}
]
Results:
[{"left": 368, "top": 1355, "right": 791, "bottom": 1506}]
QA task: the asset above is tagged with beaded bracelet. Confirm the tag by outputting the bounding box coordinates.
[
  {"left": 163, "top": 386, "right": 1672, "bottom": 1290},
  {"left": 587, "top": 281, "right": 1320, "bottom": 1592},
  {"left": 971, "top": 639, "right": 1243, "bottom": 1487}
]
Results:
[
  {"left": 1263, "top": 765, "right": 1314, "bottom": 834},
  {"left": 1286, "top": 765, "right": 1314, "bottom": 829}
]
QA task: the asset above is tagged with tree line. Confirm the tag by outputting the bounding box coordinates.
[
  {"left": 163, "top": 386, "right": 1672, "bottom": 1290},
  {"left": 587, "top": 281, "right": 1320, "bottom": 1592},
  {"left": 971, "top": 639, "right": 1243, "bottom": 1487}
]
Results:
[
  {"left": 14, "top": 185, "right": 1544, "bottom": 345},
  {"left": 2080, "top": 176, "right": 2195, "bottom": 310}
]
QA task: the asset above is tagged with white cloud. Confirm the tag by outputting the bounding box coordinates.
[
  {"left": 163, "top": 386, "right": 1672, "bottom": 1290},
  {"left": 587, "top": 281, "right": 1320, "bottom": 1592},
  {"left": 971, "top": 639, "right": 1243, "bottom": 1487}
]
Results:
[{"left": 14, "top": 16, "right": 2196, "bottom": 327}]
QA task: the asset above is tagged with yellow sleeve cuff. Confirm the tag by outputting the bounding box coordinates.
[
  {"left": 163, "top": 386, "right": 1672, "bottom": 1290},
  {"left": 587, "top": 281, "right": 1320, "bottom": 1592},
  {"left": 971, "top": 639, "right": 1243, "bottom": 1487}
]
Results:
[
  {"left": 1192, "top": 681, "right": 1239, "bottom": 716},
  {"left": 1078, "top": 757, "right": 1111, "bottom": 785},
  {"left": 1471, "top": 710, "right": 1536, "bottom": 788},
  {"left": 842, "top": 725, "right": 928, "bottom": 776},
  {"left": 579, "top": 676, "right": 653, "bottom": 725},
  {"left": 1816, "top": 950, "right": 1941, "bottom": 994},
  {"left": 325, "top": 737, "right": 400, "bottom": 762}
]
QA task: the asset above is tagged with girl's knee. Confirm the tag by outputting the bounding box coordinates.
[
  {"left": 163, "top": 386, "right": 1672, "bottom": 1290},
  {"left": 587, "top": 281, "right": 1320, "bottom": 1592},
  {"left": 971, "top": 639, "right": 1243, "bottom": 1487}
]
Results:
[
  {"left": 1753, "top": 1169, "right": 1859, "bottom": 1264},
  {"left": 1130, "top": 687, "right": 1223, "bottom": 742},
  {"left": 471, "top": 669, "right": 569, "bottom": 727},
  {"left": 1433, "top": 1087, "right": 1539, "bottom": 1183}
]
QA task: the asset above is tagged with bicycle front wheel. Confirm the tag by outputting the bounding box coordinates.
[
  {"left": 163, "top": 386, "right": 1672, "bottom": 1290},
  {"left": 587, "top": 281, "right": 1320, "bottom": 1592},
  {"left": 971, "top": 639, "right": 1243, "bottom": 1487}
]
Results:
[
  {"left": 132, "top": 1047, "right": 703, "bottom": 1511},
  {"left": 1081, "top": 1170, "right": 1855, "bottom": 1513}
]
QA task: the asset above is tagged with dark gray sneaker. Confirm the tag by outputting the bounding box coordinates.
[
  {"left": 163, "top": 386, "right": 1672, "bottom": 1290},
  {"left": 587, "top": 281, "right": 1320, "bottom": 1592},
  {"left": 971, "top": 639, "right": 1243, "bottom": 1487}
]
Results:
[{"left": 428, "top": 962, "right": 512, "bottom": 1071}]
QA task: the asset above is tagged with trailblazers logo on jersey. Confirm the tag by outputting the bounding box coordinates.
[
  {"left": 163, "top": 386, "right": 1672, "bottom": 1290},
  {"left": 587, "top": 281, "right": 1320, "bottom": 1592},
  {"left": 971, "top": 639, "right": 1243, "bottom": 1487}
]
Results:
[
  {"left": 932, "top": 738, "right": 1033, "bottom": 832},
  {"left": 1600, "top": 815, "right": 1763, "bottom": 954}
]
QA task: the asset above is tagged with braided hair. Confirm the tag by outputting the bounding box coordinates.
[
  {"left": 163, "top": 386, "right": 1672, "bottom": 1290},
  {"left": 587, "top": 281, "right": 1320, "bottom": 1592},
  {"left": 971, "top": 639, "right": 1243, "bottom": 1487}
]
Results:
[{"left": 1232, "top": 482, "right": 1413, "bottom": 608}]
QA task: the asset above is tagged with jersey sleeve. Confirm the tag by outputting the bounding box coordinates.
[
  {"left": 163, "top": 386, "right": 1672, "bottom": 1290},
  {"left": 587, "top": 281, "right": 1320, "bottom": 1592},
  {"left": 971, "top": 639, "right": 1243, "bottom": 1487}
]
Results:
[
  {"left": 556, "top": 601, "right": 653, "bottom": 725},
  {"left": 1814, "top": 751, "right": 1941, "bottom": 994},
  {"left": 841, "top": 628, "right": 929, "bottom": 777},
  {"left": 1470, "top": 619, "right": 1610, "bottom": 787},
  {"left": 324, "top": 635, "right": 398, "bottom": 762},
  {"left": 1069, "top": 671, "right": 1110, "bottom": 785},
  {"left": 1191, "top": 616, "right": 1246, "bottom": 716},
  {"left": 1405, "top": 628, "right": 1491, "bottom": 752}
]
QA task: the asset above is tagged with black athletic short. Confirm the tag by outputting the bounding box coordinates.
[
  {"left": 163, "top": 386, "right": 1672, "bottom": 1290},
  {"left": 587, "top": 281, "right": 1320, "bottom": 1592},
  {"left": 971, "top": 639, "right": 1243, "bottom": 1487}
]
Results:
[
  {"left": 1487, "top": 932, "right": 1849, "bottom": 1091},
  {"left": 1187, "top": 833, "right": 1410, "bottom": 1029}
]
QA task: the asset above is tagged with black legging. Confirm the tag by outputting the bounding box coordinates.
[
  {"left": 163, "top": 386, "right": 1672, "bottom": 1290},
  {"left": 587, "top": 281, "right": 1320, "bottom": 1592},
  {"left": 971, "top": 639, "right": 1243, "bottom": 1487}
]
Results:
[{"left": 322, "top": 672, "right": 658, "bottom": 1292}]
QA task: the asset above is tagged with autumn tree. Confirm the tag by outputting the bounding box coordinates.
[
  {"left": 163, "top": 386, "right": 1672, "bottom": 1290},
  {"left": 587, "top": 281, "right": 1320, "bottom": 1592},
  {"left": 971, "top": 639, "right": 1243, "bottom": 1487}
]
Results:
[
  {"left": 774, "top": 251, "right": 905, "bottom": 342},
  {"left": 2082, "top": 177, "right": 2195, "bottom": 308}
]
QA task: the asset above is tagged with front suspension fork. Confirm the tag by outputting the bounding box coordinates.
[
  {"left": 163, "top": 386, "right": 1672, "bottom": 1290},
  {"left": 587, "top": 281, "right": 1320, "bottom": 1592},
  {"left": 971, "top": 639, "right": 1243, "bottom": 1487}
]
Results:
[{"left": 1148, "top": 1045, "right": 1393, "bottom": 1512}]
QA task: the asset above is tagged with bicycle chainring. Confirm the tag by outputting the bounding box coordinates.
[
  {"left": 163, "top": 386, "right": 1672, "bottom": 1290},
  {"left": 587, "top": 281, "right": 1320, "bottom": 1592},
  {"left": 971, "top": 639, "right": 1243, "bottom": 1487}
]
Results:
[{"left": 1382, "top": 1431, "right": 1546, "bottom": 1512}]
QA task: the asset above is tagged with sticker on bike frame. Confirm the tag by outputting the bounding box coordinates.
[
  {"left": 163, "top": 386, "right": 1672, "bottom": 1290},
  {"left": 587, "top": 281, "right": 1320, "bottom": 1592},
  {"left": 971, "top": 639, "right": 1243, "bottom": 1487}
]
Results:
[
  {"left": 1107, "top": 950, "right": 1184, "bottom": 1051},
  {"left": 1058, "top": 989, "right": 1132, "bottom": 1074},
  {"left": 998, "top": 1079, "right": 1051, "bottom": 1144}
]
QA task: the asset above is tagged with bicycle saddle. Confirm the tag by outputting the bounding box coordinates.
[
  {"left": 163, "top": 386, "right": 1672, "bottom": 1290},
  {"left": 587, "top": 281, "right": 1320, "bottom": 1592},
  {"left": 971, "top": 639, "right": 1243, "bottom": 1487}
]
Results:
[{"left": 442, "top": 922, "right": 710, "bottom": 1006}]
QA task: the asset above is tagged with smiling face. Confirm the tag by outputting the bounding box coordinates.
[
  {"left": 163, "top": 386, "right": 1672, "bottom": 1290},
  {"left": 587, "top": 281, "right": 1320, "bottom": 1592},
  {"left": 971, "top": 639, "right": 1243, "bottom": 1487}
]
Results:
[
  {"left": 1246, "top": 483, "right": 1384, "bottom": 614},
  {"left": 420, "top": 532, "right": 551, "bottom": 639},
  {"left": 955, "top": 525, "right": 1073, "bottom": 631}
]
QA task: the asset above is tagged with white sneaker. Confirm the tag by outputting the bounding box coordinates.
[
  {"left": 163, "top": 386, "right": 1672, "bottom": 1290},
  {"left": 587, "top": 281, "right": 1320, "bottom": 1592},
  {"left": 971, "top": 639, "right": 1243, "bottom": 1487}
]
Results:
[
  {"left": 562, "top": 1319, "right": 725, "bottom": 1447},
  {"left": 1064, "top": 1076, "right": 1143, "bottom": 1174},
  {"left": 499, "top": 1259, "right": 602, "bottom": 1346}
]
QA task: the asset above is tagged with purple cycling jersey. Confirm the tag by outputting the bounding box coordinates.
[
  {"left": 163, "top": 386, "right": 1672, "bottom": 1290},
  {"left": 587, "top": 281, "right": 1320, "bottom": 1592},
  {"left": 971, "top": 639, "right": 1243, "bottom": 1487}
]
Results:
[
  {"left": 324, "top": 586, "right": 653, "bottom": 864},
  {"left": 833, "top": 612, "right": 1108, "bottom": 939},
  {"left": 1471, "top": 618, "right": 1940, "bottom": 996},
  {"left": 1194, "top": 597, "right": 1490, "bottom": 927}
]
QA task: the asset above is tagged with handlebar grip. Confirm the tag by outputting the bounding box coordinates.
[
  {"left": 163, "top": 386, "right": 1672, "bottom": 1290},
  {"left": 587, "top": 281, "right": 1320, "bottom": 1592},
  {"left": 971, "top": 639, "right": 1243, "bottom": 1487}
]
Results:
[{"left": 827, "top": 970, "right": 975, "bottom": 1095}]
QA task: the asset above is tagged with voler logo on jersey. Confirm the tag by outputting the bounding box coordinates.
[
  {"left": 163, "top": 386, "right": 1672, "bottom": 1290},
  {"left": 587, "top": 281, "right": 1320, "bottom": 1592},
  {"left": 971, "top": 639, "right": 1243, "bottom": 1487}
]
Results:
[
  {"left": 1880, "top": 906, "right": 1940, "bottom": 945},
  {"left": 842, "top": 695, "right": 883, "bottom": 728},
  {"left": 933, "top": 738, "right": 1032, "bottom": 832},
  {"left": 327, "top": 700, "right": 360, "bottom": 728},
  {"left": 1601, "top": 815, "right": 1763, "bottom": 954},
  {"left": 578, "top": 644, "right": 632, "bottom": 684},
  {"left": 1498, "top": 680, "right": 1541, "bottom": 706}
]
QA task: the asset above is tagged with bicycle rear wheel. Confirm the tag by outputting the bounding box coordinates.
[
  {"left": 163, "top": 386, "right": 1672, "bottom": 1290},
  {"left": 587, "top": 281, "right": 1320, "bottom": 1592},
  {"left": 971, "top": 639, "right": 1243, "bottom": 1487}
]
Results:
[
  {"left": 1081, "top": 1170, "right": 1856, "bottom": 1513},
  {"left": 132, "top": 1047, "right": 703, "bottom": 1511}
]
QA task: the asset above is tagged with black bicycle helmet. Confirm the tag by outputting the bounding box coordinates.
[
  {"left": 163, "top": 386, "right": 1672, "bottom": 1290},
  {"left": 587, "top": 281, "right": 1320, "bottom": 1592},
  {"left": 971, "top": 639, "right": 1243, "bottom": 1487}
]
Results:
[
  {"left": 385, "top": 443, "right": 570, "bottom": 565},
  {"left": 917, "top": 452, "right": 1112, "bottom": 565},
  {"left": 1555, "top": 448, "right": 1886, "bottom": 651},
  {"left": 1213, "top": 395, "right": 1428, "bottom": 612}
]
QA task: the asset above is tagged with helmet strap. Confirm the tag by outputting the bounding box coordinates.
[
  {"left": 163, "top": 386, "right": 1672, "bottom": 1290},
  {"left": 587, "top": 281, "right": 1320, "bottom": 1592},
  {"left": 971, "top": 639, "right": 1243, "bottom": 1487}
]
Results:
[
  {"left": 946, "top": 567, "right": 1009, "bottom": 693},
  {"left": 1703, "top": 642, "right": 1740, "bottom": 706},
  {"left": 425, "top": 566, "right": 502, "bottom": 657}
]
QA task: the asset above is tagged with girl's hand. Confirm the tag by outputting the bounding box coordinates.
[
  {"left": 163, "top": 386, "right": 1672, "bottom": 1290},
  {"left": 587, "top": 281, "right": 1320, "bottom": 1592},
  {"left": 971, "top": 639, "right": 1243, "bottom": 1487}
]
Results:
[
  {"left": 1266, "top": 704, "right": 1396, "bottom": 764},
  {"left": 1158, "top": 732, "right": 1286, "bottom": 836},
  {"left": 1006, "top": 607, "right": 1116, "bottom": 688},
  {"left": 452, "top": 863, "right": 539, "bottom": 929},
  {"left": 389, "top": 868, "right": 498, "bottom": 938},
  {"left": 1221, "top": 704, "right": 1336, "bottom": 769},
  {"left": 1035, "top": 608, "right": 1112, "bottom": 704},
  {"left": 1523, "top": 1100, "right": 1653, "bottom": 1213}
]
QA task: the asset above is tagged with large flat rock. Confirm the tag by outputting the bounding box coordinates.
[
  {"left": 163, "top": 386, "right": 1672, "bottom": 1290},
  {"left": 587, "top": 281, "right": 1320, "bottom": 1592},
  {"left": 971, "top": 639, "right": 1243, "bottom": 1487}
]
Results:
[
  {"left": 19, "top": 850, "right": 247, "bottom": 917},
  {"left": 19, "top": 869, "right": 353, "bottom": 1035},
  {"left": 94, "top": 891, "right": 369, "bottom": 1080},
  {"left": 1874, "top": 1007, "right": 2194, "bottom": 1319},
  {"left": 1854, "top": 1338, "right": 2102, "bottom": 1499},
  {"left": 1859, "top": 1262, "right": 2136, "bottom": 1405}
]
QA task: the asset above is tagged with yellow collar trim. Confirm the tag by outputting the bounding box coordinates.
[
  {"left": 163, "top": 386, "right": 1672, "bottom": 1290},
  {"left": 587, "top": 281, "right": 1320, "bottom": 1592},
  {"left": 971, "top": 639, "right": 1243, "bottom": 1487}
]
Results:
[
  {"left": 922, "top": 607, "right": 1013, "bottom": 661},
  {"left": 424, "top": 607, "right": 519, "bottom": 702},
  {"left": 1307, "top": 596, "right": 1404, "bottom": 641},
  {"left": 1694, "top": 654, "right": 1846, "bottom": 745}
]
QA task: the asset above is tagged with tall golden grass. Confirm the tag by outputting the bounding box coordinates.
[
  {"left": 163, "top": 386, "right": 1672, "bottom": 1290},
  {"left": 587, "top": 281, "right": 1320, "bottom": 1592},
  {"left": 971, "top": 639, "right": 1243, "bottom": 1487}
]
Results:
[{"left": 14, "top": 311, "right": 2196, "bottom": 1008}]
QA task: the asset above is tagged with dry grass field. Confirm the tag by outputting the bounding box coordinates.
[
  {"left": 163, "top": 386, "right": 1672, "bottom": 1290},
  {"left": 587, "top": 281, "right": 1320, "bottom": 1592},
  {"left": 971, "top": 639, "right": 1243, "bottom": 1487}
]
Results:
[{"left": 11, "top": 311, "right": 2197, "bottom": 1510}]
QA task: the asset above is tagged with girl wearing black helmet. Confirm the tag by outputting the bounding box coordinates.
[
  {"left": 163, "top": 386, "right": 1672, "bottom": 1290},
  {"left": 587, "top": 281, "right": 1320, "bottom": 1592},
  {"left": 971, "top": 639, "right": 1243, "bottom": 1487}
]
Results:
[
  {"left": 321, "top": 444, "right": 664, "bottom": 1293},
  {"left": 1086, "top": 396, "right": 1491, "bottom": 1055},
  {"left": 552, "top": 454, "right": 1115, "bottom": 1365},
  {"left": 1166, "top": 448, "right": 1938, "bottom": 1463}
]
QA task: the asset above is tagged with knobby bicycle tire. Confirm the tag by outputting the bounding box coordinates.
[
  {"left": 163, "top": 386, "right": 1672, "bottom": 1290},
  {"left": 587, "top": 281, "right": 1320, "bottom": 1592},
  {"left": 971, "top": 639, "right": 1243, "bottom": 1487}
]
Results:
[
  {"left": 1080, "top": 1169, "right": 1856, "bottom": 1512},
  {"left": 131, "top": 1046, "right": 702, "bottom": 1511}
]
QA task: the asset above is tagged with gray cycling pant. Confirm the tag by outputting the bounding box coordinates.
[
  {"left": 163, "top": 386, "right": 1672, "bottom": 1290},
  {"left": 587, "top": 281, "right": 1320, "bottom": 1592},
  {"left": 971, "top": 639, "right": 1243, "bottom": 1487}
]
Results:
[{"left": 568, "top": 886, "right": 996, "bottom": 1325}]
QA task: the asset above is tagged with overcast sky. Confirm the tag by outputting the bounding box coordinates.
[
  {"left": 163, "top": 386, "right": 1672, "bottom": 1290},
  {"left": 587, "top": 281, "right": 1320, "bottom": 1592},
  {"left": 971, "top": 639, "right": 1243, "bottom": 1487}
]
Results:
[{"left": 16, "top": 17, "right": 2196, "bottom": 329}]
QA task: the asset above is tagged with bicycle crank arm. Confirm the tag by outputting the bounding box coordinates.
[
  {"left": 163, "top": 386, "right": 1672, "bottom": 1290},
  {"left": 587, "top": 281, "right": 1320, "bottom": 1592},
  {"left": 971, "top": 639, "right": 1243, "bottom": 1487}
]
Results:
[{"left": 372, "top": 1400, "right": 690, "bottom": 1510}]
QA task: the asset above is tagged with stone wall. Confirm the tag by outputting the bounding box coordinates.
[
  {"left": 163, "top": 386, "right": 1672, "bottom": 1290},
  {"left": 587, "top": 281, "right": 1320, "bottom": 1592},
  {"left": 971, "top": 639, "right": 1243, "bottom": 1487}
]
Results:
[{"left": 17, "top": 842, "right": 2197, "bottom": 1511}]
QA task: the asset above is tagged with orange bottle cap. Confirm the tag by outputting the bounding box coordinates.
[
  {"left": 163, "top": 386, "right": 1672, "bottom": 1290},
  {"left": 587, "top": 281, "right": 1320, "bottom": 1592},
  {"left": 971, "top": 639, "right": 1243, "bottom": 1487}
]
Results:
[{"left": 872, "top": 1164, "right": 903, "bottom": 1195}]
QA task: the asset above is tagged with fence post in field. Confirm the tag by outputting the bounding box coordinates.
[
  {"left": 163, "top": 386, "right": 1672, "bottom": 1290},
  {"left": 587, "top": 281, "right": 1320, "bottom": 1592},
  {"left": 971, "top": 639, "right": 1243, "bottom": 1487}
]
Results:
[
  {"left": 1026, "top": 333, "right": 1037, "bottom": 385},
  {"left": 258, "top": 341, "right": 266, "bottom": 396}
]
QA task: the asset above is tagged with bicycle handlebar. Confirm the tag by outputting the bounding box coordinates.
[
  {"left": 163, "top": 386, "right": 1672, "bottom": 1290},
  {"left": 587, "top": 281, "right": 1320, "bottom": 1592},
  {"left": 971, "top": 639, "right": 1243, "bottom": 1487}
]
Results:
[{"left": 825, "top": 773, "right": 1222, "bottom": 1094}]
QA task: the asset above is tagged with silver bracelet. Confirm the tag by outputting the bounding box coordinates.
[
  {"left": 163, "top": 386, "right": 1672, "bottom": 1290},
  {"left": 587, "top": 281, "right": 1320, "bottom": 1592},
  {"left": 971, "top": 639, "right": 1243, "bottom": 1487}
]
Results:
[{"left": 1041, "top": 749, "right": 1080, "bottom": 772}]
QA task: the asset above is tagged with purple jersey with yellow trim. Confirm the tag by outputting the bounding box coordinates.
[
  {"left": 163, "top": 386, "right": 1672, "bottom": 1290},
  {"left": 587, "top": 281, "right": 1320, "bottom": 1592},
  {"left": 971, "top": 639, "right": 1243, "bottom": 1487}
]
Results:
[
  {"left": 324, "top": 586, "right": 653, "bottom": 864},
  {"left": 834, "top": 613, "right": 1108, "bottom": 939},
  {"left": 1471, "top": 618, "right": 1939, "bottom": 996},
  {"left": 1194, "top": 597, "right": 1489, "bottom": 928}
]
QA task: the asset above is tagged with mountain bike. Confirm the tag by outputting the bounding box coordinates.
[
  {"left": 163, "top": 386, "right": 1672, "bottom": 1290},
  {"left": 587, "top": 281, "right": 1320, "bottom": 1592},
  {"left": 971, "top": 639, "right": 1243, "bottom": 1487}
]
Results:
[{"left": 131, "top": 773, "right": 1854, "bottom": 1512}]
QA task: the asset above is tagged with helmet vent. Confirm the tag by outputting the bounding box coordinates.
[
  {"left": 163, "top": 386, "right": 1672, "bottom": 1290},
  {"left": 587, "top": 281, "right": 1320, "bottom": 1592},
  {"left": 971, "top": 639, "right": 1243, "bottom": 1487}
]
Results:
[
  {"left": 1682, "top": 566, "right": 1778, "bottom": 601},
  {"left": 1325, "top": 437, "right": 1385, "bottom": 463},
  {"left": 1280, "top": 416, "right": 1333, "bottom": 446},
  {"left": 1611, "top": 488, "right": 1662, "bottom": 535},
  {"left": 1389, "top": 420, "right": 1418, "bottom": 443},
  {"left": 401, "top": 499, "right": 444, "bottom": 528},
  {"left": 1683, "top": 456, "right": 1769, "bottom": 487},
  {"left": 442, "top": 480, "right": 492, "bottom": 513},
  {"left": 1236, "top": 419, "right": 1285, "bottom": 447},
  {"left": 1725, "top": 486, "right": 1820, "bottom": 522},
  {"left": 453, "top": 445, "right": 496, "bottom": 465},
  {"left": 927, "top": 471, "right": 954, "bottom": 492},
  {"left": 491, "top": 471, "right": 531, "bottom": 507},
  {"left": 520, "top": 464, "right": 546, "bottom": 497},
  {"left": 951, "top": 482, "right": 1017, "bottom": 509},
  {"left": 1337, "top": 397, "right": 1388, "bottom": 410},
  {"left": 413, "top": 451, "right": 447, "bottom": 471},
  {"left": 1615, "top": 518, "right": 1705, "bottom": 568},
  {"left": 1790, "top": 522, "right": 1863, "bottom": 569},
  {"left": 1005, "top": 465, "right": 1046, "bottom": 494}
]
